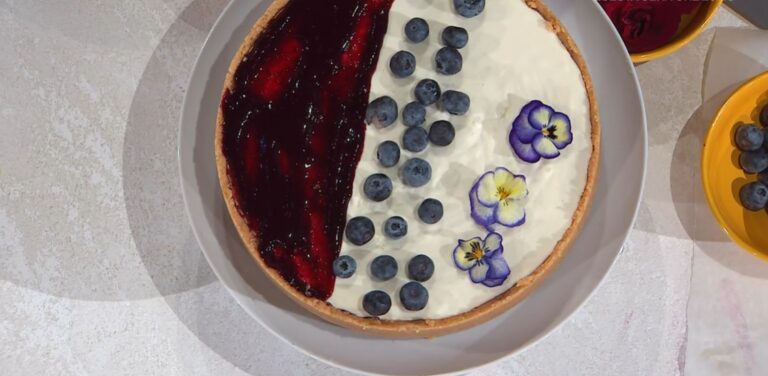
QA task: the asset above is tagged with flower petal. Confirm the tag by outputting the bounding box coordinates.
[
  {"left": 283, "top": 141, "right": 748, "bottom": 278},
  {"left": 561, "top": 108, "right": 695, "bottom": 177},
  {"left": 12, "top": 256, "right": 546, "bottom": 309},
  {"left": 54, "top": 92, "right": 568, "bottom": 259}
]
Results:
[
  {"left": 532, "top": 133, "right": 560, "bottom": 159},
  {"left": 453, "top": 238, "right": 481, "bottom": 271},
  {"left": 469, "top": 262, "right": 490, "bottom": 283},
  {"left": 510, "top": 132, "right": 541, "bottom": 163},
  {"left": 494, "top": 170, "right": 527, "bottom": 201},
  {"left": 511, "top": 100, "right": 543, "bottom": 143},
  {"left": 548, "top": 112, "right": 573, "bottom": 149},
  {"left": 470, "top": 187, "right": 496, "bottom": 228},
  {"left": 495, "top": 200, "right": 526, "bottom": 227},
  {"left": 520, "top": 100, "right": 543, "bottom": 117},
  {"left": 486, "top": 252, "right": 511, "bottom": 281},
  {"left": 481, "top": 278, "right": 506, "bottom": 287},
  {"left": 528, "top": 103, "right": 554, "bottom": 130},
  {"left": 476, "top": 170, "right": 500, "bottom": 207},
  {"left": 492, "top": 167, "right": 515, "bottom": 189},
  {"left": 483, "top": 232, "right": 503, "bottom": 253},
  {"left": 512, "top": 117, "right": 539, "bottom": 143}
]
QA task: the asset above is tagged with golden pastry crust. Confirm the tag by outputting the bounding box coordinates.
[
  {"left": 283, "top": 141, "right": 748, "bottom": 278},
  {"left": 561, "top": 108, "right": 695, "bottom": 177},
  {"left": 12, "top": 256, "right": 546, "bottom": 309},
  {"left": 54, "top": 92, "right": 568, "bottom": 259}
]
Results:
[{"left": 215, "top": 0, "right": 601, "bottom": 338}]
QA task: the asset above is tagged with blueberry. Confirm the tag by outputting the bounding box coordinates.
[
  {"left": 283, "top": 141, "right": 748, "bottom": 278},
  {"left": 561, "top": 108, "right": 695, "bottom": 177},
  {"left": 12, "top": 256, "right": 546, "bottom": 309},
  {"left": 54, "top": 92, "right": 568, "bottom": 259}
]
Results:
[
  {"left": 440, "top": 90, "right": 470, "bottom": 115},
  {"left": 403, "top": 127, "right": 429, "bottom": 152},
  {"left": 363, "top": 290, "right": 392, "bottom": 316},
  {"left": 759, "top": 170, "right": 768, "bottom": 186},
  {"left": 366, "top": 96, "right": 398, "bottom": 128},
  {"left": 401, "top": 158, "right": 432, "bottom": 187},
  {"left": 740, "top": 181, "right": 768, "bottom": 211},
  {"left": 402, "top": 101, "right": 426, "bottom": 127},
  {"left": 333, "top": 255, "right": 357, "bottom": 278},
  {"left": 377, "top": 141, "right": 401, "bottom": 167},
  {"left": 453, "top": 0, "right": 485, "bottom": 18},
  {"left": 364, "top": 173, "right": 393, "bottom": 202},
  {"left": 735, "top": 124, "right": 764, "bottom": 151},
  {"left": 399, "top": 282, "right": 429, "bottom": 311},
  {"left": 418, "top": 198, "right": 443, "bottom": 224},
  {"left": 390, "top": 50, "right": 416, "bottom": 78},
  {"left": 761, "top": 104, "right": 768, "bottom": 127},
  {"left": 435, "top": 47, "right": 463, "bottom": 75},
  {"left": 407, "top": 254, "right": 434, "bottom": 282},
  {"left": 384, "top": 216, "right": 408, "bottom": 239},
  {"left": 442, "top": 26, "right": 468, "bottom": 49},
  {"left": 405, "top": 18, "right": 429, "bottom": 43},
  {"left": 740, "top": 150, "right": 768, "bottom": 173},
  {"left": 414, "top": 79, "right": 441, "bottom": 106},
  {"left": 428, "top": 120, "right": 455, "bottom": 146},
  {"left": 370, "top": 255, "right": 398, "bottom": 281},
  {"left": 345, "top": 216, "right": 375, "bottom": 245}
]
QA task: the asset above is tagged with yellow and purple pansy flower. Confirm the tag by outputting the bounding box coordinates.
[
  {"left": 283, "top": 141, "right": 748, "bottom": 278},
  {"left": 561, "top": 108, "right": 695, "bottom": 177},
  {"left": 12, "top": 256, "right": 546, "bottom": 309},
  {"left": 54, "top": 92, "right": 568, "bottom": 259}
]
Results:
[
  {"left": 509, "top": 100, "right": 573, "bottom": 163},
  {"left": 470, "top": 167, "right": 528, "bottom": 230},
  {"left": 453, "top": 232, "right": 510, "bottom": 287}
]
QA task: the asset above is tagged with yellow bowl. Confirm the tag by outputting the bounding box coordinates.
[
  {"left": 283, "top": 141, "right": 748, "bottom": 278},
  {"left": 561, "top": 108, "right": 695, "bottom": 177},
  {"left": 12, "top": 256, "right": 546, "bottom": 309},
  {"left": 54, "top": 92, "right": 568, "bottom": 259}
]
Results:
[
  {"left": 631, "top": 0, "right": 722, "bottom": 64},
  {"left": 702, "top": 71, "right": 768, "bottom": 261}
]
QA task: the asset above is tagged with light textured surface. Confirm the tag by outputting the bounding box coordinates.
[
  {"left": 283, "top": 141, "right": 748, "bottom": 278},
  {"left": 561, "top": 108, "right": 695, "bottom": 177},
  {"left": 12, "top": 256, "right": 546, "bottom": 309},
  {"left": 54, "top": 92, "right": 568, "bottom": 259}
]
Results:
[{"left": 0, "top": 1, "right": 764, "bottom": 375}]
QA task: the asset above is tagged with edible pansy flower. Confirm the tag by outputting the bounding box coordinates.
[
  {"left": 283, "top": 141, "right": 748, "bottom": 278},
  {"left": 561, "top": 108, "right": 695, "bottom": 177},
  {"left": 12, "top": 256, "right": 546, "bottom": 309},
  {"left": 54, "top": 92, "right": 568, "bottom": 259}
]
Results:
[
  {"left": 453, "top": 232, "right": 510, "bottom": 287},
  {"left": 470, "top": 167, "right": 527, "bottom": 230},
  {"left": 509, "top": 100, "right": 573, "bottom": 163}
]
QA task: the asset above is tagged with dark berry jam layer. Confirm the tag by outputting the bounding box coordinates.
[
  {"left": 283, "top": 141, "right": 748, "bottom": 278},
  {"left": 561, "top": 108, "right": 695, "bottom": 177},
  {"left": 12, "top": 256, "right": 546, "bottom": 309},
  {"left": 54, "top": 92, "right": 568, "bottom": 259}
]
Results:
[{"left": 220, "top": 0, "right": 394, "bottom": 300}]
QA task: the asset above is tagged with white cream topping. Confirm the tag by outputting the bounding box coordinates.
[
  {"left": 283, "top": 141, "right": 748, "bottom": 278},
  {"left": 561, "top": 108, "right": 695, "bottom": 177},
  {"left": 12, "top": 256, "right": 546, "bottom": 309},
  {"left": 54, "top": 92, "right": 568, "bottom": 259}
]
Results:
[{"left": 328, "top": 0, "right": 592, "bottom": 320}]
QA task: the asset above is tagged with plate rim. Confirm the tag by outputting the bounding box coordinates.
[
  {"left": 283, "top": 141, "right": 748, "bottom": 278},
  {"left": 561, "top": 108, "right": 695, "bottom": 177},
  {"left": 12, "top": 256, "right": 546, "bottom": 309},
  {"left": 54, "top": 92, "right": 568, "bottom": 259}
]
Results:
[{"left": 176, "top": 0, "right": 648, "bottom": 374}]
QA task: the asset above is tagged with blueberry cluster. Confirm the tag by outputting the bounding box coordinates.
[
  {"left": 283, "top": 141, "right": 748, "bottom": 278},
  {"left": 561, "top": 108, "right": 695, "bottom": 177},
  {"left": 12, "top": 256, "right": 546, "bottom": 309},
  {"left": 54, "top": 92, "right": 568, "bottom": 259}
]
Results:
[
  {"left": 736, "top": 106, "right": 768, "bottom": 211},
  {"left": 339, "top": 1, "right": 485, "bottom": 317},
  {"left": 330, "top": 253, "right": 436, "bottom": 316},
  {"left": 364, "top": 13, "right": 475, "bottom": 195},
  {"left": 362, "top": 254, "right": 436, "bottom": 315}
]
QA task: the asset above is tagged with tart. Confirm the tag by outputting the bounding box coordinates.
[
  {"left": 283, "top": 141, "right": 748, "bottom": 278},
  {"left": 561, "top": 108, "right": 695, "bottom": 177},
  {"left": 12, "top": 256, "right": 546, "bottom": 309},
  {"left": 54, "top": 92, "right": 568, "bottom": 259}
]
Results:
[{"left": 216, "top": 0, "right": 600, "bottom": 338}]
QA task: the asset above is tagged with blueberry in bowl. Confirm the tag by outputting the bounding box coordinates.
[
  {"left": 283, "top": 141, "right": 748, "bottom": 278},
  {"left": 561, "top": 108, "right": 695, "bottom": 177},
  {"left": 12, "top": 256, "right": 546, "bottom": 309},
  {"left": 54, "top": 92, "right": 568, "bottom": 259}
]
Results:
[
  {"left": 735, "top": 124, "right": 763, "bottom": 152},
  {"left": 740, "top": 150, "right": 768, "bottom": 174},
  {"left": 740, "top": 181, "right": 768, "bottom": 211}
]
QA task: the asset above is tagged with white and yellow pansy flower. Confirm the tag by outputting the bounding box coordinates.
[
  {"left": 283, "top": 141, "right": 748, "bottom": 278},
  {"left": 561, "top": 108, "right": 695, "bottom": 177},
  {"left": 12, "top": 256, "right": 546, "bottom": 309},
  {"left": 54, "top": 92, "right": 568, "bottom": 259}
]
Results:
[{"left": 469, "top": 167, "right": 528, "bottom": 230}]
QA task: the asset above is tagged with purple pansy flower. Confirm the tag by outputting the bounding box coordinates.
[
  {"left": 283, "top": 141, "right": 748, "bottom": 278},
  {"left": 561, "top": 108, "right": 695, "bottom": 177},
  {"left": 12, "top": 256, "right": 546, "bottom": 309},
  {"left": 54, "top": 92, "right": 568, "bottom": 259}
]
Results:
[
  {"left": 509, "top": 100, "right": 573, "bottom": 163},
  {"left": 469, "top": 167, "right": 528, "bottom": 231},
  {"left": 453, "top": 232, "right": 511, "bottom": 287}
]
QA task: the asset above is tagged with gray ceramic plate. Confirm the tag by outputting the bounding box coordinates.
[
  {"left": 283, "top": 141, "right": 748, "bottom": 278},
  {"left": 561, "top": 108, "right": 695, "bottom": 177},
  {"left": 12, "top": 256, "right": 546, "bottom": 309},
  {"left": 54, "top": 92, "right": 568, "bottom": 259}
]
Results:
[{"left": 178, "top": 1, "right": 646, "bottom": 374}]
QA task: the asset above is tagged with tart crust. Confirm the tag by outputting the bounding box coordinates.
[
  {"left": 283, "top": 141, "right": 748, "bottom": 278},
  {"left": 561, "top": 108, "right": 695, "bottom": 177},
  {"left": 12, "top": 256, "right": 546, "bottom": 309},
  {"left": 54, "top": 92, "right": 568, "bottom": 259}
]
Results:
[{"left": 215, "top": 0, "right": 600, "bottom": 338}]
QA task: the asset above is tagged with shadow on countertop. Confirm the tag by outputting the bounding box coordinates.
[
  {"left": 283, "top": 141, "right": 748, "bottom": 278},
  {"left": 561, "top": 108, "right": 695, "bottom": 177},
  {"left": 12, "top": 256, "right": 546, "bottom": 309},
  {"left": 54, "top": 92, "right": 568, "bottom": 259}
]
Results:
[{"left": 123, "top": 0, "right": 223, "bottom": 300}]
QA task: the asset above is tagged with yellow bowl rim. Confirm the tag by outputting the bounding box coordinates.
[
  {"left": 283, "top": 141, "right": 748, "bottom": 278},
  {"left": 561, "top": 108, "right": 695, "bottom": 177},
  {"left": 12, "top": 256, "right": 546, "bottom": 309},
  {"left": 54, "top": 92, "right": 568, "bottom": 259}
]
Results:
[
  {"left": 701, "top": 70, "right": 768, "bottom": 261},
  {"left": 630, "top": 0, "right": 723, "bottom": 64}
]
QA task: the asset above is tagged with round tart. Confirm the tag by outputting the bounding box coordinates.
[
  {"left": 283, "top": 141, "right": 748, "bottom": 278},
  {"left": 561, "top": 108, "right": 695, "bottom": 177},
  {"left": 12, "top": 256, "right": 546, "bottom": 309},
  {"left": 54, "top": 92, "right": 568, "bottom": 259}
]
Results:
[{"left": 216, "top": 0, "right": 600, "bottom": 338}]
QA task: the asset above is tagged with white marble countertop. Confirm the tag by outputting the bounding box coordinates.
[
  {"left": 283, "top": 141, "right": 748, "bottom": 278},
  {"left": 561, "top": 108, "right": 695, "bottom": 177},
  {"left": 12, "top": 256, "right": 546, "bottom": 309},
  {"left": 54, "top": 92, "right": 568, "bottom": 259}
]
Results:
[{"left": 1, "top": 1, "right": 767, "bottom": 375}]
